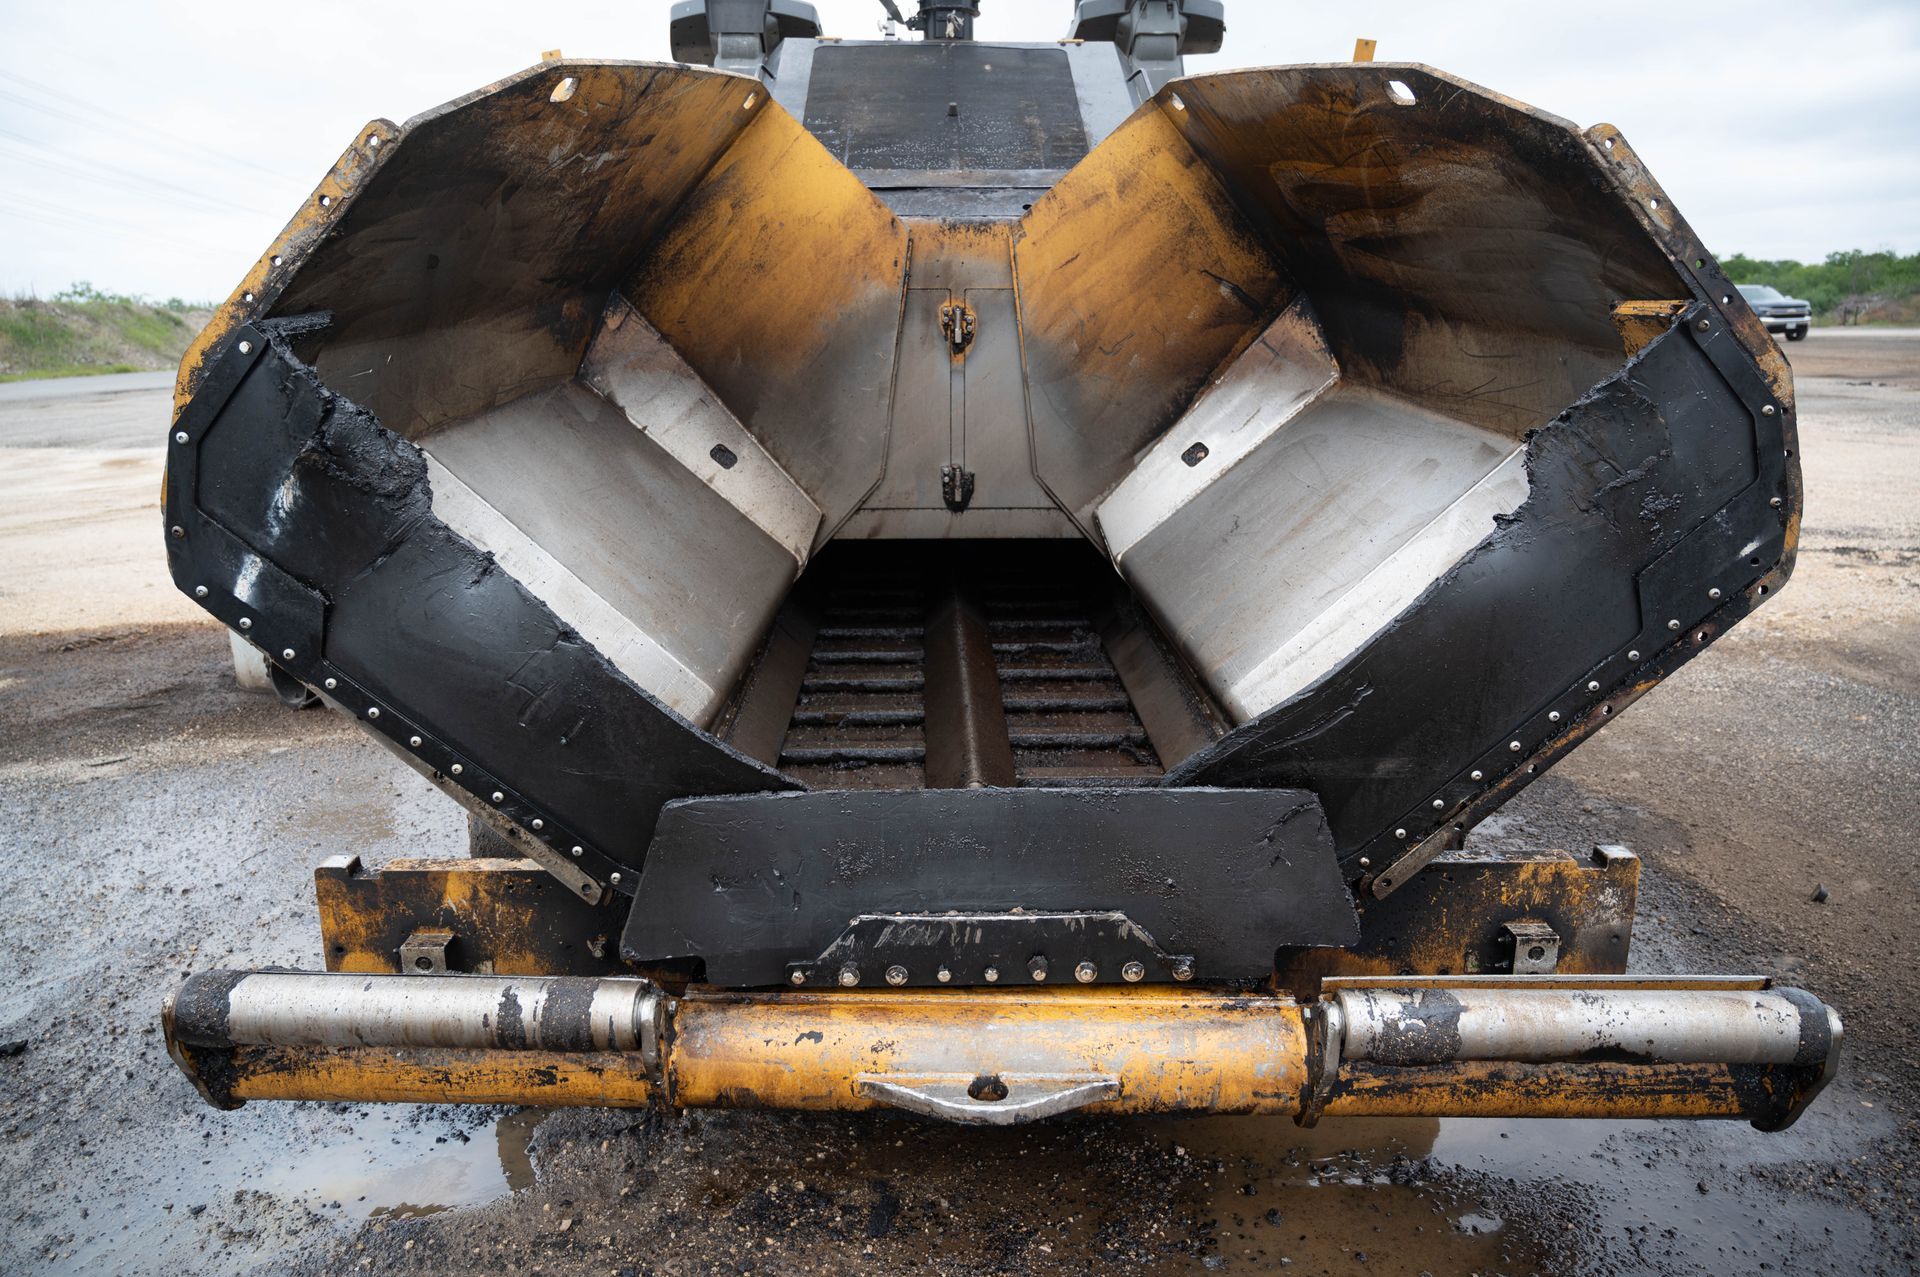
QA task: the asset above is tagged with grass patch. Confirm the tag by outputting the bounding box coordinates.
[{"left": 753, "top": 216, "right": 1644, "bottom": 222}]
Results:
[
  {"left": 0, "top": 305, "right": 77, "bottom": 363},
  {"left": 0, "top": 284, "right": 211, "bottom": 380},
  {"left": 0, "top": 364, "right": 145, "bottom": 383}
]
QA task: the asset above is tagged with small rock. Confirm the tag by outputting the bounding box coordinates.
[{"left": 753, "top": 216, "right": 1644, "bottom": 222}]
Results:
[
  {"left": 1811, "top": 885, "right": 1830, "bottom": 903},
  {"left": 0, "top": 1039, "right": 26, "bottom": 1057}
]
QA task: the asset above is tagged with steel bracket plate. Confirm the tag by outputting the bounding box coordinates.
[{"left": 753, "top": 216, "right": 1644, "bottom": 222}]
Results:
[
  {"left": 315, "top": 855, "right": 627, "bottom": 977},
  {"left": 1276, "top": 844, "right": 1639, "bottom": 995}
]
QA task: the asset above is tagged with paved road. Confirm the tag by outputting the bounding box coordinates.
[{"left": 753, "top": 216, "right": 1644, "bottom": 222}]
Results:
[
  {"left": 0, "top": 331, "right": 1915, "bottom": 1275},
  {"left": 0, "top": 369, "right": 173, "bottom": 448},
  {"left": 0, "top": 369, "right": 192, "bottom": 634},
  {"left": 0, "top": 368, "right": 173, "bottom": 402}
]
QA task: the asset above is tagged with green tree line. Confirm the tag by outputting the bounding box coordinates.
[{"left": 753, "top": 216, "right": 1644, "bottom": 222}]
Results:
[{"left": 1720, "top": 250, "right": 1920, "bottom": 324}]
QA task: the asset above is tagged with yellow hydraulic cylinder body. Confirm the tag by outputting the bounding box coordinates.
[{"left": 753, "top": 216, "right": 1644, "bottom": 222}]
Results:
[{"left": 165, "top": 974, "right": 1839, "bottom": 1130}]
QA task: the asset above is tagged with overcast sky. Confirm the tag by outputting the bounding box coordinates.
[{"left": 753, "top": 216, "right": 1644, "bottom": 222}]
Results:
[{"left": 2, "top": 0, "right": 1915, "bottom": 301}]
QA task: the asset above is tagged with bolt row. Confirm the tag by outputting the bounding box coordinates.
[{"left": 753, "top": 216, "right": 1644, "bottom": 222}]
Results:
[{"left": 793, "top": 956, "right": 1195, "bottom": 987}]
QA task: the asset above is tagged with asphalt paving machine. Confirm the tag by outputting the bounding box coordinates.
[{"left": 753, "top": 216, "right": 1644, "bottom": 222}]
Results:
[{"left": 161, "top": 0, "right": 1840, "bottom": 1128}]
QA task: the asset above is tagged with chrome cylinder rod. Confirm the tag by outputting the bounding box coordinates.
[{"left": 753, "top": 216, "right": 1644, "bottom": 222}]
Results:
[
  {"left": 1335, "top": 984, "right": 1836, "bottom": 1067},
  {"left": 167, "top": 971, "right": 662, "bottom": 1062}
]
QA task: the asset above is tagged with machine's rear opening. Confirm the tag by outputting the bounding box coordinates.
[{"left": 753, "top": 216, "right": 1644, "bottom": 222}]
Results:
[
  {"left": 712, "top": 539, "right": 1227, "bottom": 790},
  {"left": 170, "top": 46, "right": 1791, "bottom": 901}
]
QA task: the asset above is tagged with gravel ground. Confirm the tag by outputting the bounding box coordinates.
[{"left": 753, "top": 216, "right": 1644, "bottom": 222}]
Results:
[{"left": 0, "top": 330, "right": 1915, "bottom": 1276}]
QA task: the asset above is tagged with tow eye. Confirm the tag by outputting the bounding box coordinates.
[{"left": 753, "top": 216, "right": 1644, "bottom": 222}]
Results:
[{"left": 855, "top": 1073, "right": 1121, "bottom": 1125}]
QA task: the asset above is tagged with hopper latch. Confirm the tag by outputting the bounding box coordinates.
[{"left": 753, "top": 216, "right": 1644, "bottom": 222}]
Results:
[
  {"left": 941, "top": 463, "right": 976, "bottom": 512},
  {"left": 939, "top": 299, "right": 976, "bottom": 353}
]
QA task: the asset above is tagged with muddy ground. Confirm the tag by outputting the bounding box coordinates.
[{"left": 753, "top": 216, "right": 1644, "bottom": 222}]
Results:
[{"left": 0, "top": 333, "right": 1916, "bottom": 1275}]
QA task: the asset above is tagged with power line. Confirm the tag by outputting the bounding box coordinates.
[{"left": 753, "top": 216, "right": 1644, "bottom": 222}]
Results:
[
  {"left": 0, "top": 66, "right": 306, "bottom": 185},
  {"left": 0, "top": 133, "right": 276, "bottom": 219},
  {"left": 0, "top": 202, "right": 232, "bottom": 261},
  {"left": 0, "top": 190, "right": 231, "bottom": 257}
]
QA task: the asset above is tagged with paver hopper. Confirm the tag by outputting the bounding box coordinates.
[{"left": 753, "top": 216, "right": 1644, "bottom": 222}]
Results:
[{"left": 162, "top": 1, "right": 1836, "bottom": 1128}]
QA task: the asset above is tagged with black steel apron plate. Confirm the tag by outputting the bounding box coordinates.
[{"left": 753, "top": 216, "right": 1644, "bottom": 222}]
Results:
[{"left": 621, "top": 787, "right": 1358, "bottom": 986}]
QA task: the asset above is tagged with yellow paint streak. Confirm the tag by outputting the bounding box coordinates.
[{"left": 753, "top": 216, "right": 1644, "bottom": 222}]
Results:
[
  {"left": 627, "top": 101, "right": 908, "bottom": 401},
  {"left": 1014, "top": 101, "right": 1286, "bottom": 520},
  {"left": 1018, "top": 99, "right": 1284, "bottom": 390},
  {"left": 227, "top": 1046, "right": 655, "bottom": 1107},
  {"left": 1611, "top": 299, "right": 1690, "bottom": 355},
  {"left": 214, "top": 1044, "right": 1786, "bottom": 1121}
]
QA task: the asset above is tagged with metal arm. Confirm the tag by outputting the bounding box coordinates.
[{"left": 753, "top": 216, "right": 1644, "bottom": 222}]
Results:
[
  {"left": 1070, "top": 0, "right": 1227, "bottom": 103},
  {"left": 669, "top": 0, "right": 824, "bottom": 74},
  {"left": 877, "top": 1, "right": 980, "bottom": 41}
]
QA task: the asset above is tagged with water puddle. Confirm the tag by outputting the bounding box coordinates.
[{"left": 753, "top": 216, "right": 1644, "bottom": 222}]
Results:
[
  {"left": 43, "top": 1103, "right": 548, "bottom": 1275},
  {"left": 266, "top": 1107, "right": 545, "bottom": 1222},
  {"left": 1130, "top": 1115, "right": 1550, "bottom": 1273},
  {"left": 1126, "top": 1101, "right": 1893, "bottom": 1274},
  {"left": 272, "top": 1106, "right": 544, "bottom": 1219}
]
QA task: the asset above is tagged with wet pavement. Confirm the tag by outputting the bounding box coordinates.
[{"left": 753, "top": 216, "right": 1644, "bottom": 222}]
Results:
[{"left": 2, "top": 330, "right": 1917, "bottom": 1275}]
